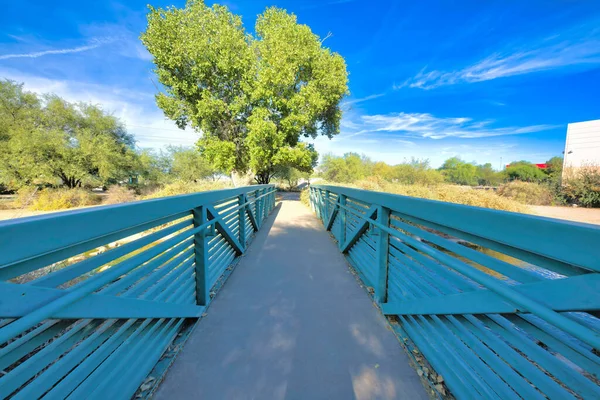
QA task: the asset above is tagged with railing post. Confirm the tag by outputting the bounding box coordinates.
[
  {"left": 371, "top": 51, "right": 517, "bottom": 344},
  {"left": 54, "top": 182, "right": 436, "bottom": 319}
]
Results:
[
  {"left": 325, "top": 190, "right": 330, "bottom": 222},
  {"left": 338, "top": 194, "right": 346, "bottom": 249},
  {"left": 318, "top": 188, "right": 324, "bottom": 220},
  {"left": 375, "top": 206, "right": 390, "bottom": 304},
  {"left": 193, "top": 206, "right": 209, "bottom": 306},
  {"left": 238, "top": 194, "right": 246, "bottom": 248},
  {"left": 262, "top": 188, "right": 267, "bottom": 220},
  {"left": 254, "top": 189, "right": 260, "bottom": 228},
  {"left": 259, "top": 188, "right": 264, "bottom": 224}
]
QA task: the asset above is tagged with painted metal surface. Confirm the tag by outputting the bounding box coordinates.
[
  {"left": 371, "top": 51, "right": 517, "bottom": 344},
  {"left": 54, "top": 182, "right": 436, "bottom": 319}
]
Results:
[
  {"left": 310, "top": 184, "right": 600, "bottom": 399},
  {"left": 0, "top": 185, "right": 276, "bottom": 399}
]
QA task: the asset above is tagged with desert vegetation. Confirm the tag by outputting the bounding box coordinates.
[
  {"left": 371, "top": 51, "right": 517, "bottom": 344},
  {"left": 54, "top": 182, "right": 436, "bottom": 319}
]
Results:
[{"left": 313, "top": 152, "right": 600, "bottom": 211}]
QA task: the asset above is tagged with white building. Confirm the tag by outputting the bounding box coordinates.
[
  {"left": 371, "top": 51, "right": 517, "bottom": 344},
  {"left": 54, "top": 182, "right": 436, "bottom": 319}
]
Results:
[{"left": 563, "top": 119, "right": 600, "bottom": 175}]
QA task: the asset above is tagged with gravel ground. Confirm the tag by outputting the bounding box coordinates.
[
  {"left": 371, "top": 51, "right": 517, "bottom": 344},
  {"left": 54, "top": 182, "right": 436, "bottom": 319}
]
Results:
[{"left": 0, "top": 209, "right": 50, "bottom": 221}]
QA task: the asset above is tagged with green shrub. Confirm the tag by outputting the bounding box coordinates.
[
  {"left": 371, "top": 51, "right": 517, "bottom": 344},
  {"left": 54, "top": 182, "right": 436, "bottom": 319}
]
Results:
[
  {"left": 30, "top": 188, "right": 101, "bottom": 211},
  {"left": 497, "top": 181, "right": 554, "bottom": 205},
  {"left": 504, "top": 161, "right": 547, "bottom": 182},
  {"left": 103, "top": 185, "right": 139, "bottom": 205},
  {"left": 561, "top": 166, "right": 600, "bottom": 207},
  {"left": 393, "top": 163, "right": 445, "bottom": 185}
]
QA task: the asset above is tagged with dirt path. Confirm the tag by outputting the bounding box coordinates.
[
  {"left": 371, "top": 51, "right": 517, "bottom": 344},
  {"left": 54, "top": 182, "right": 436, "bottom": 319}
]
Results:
[
  {"left": 530, "top": 205, "right": 600, "bottom": 225},
  {"left": 0, "top": 209, "right": 51, "bottom": 221}
]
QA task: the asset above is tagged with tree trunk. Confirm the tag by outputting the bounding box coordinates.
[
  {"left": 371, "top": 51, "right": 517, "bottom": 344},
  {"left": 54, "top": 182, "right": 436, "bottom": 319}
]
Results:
[{"left": 255, "top": 171, "right": 270, "bottom": 184}]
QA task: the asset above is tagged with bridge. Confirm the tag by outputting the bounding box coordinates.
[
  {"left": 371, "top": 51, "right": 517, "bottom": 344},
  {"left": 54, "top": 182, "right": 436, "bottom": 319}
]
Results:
[{"left": 0, "top": 184, "right": 598, "bottom": 399}]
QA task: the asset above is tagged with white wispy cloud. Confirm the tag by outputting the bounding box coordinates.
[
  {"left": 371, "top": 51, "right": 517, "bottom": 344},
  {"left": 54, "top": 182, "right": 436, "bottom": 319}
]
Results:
[
  {"left": 347, "top": 112, "right": 558, "bottom": 139},
  {"left": 342, "top": 93, "right": 385, "bottom": 106},
  {"left": 399, "top": 20, "right": 600, "bottom": 89},
  {"left": 0, "top": 37, "right": 118, "bottom": 60}
]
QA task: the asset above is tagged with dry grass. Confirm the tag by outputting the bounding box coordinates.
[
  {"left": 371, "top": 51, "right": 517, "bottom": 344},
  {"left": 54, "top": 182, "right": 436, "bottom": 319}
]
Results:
[
  {"left": 14, "top": 186, "right": 39, "bottom": 208},
  {"left": 317, "top": 177, "right": 529, "bottom": 213},
  {"left": 30, "top": 188, "right": 102, "bottom": 211},
  {"left": 497, "top": 181, "right": 554, "bottom": 205},
  {"left": 103, "top": 185, "right": 138, "bottom": 205},
  {"left": 143, "top": 180, "right": 232, "bottom": 199},
  {"left": 300, "top": 188, "right": 310, "bottom": 206}
]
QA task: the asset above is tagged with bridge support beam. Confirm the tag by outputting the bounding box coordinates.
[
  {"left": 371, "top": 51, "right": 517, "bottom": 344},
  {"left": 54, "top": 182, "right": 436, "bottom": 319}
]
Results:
[
  {"left": 238, "top": 194, "right": 247, "bottom": 247},
  {"left": 375, "top": 206, "right": 390, "bottom": 304},
  {"left": 338, "top": 194, "right": 346, "bottom": 250},
  {"left": 340, "top": 205, "right": 378, "bottom": 253},
  {"left": 193, "top": 206, "right": 209, "bottom": 306}
]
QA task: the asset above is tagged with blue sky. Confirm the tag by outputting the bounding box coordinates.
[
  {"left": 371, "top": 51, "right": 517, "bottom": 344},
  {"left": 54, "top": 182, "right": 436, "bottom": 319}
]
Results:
[{"left": 1, "top": 1, "right": 599, "bottom": 168}]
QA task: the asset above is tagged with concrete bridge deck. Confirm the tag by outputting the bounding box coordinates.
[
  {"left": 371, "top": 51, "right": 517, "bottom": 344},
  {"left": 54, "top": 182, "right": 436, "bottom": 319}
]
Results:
[{"left": 155, "top": 193, "right": 427, "bottom": 400}]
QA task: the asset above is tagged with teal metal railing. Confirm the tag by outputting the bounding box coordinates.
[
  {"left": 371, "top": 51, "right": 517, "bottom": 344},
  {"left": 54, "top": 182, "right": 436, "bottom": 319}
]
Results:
[
  {"left": 0, "top": 185, "right": 276, "bottom": 399},
  {"left": 311, "top": 184, "right": 600, "bottom": 399}
]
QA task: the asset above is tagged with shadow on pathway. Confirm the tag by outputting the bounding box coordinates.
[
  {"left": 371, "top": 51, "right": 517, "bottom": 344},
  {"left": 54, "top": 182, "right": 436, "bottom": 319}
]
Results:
[{"left": 155, "top": 194, "right": 427, "bottom": 400}]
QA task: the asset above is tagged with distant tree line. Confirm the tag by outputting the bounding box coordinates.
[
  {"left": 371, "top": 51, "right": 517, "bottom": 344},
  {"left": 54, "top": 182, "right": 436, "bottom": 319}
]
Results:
[
  {"left": 0, "top": 80, "right": 220, "bottom": 192},
  {"left": 318, "top": 153, "right": 564, "bottom": 187}
]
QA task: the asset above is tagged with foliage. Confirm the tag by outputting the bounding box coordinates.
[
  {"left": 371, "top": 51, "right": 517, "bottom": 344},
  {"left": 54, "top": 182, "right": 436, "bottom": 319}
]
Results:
[
  {"left": 544, "top": 156, "right": 563, "bottom": 178},
  {"left": 497, "top": 181, "right": 554, "bottom": 206},
  {"left": 393, "top": 159, "right": 444, "bottom": 185},
  {"left": 143, "top": 180, "right": 231, "bottom": 199},
  {"left": 103, "top": 185, "right": 138, "bottom": 205},
  {"left": 273, "top": 166, "right": 309, "bottom": 190},
  {"left": 320, "top": 178, "right": 528, "bottom": 213},
  {"left": 141, "top": 1, "right": 348, "bottom": 183},
  {"left": 439, "top": 157, "right": 479, "bottom": 186},
  {"left": 476, "top": 163, "right": 503, "bottom": 186},
  {"left": 169, "top": 146, "right": 219, "bottom": 181},
  {"left": 319, "top": 153, "right": 373, "bottom": 183},
  {"left": 504, "top": 161, "right": 547, "bottom": 182},
  {"left": 137, "top": 149, "right": 171, "bottom": 185},
  {"left": 0, "top": 80, "right": 138, "bottom": 189},
  {"left": 30, "top": 188, "right": 101, "bottom": 211},
  {"left": 561, "top": 165, "right": 600, "bottom": 207}
]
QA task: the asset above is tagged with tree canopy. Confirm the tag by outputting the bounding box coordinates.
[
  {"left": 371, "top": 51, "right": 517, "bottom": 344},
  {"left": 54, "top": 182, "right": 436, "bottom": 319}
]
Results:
[
  {"left": 141, "top": 0, "right": 348, "bottom": 183},
  {"left": 504, "top": 161, "right": 547, "bottom": 182},
  {"left": 0, "top": 80, "right": 137, "bottom": 189},
  {"left": 439, "top": 157, "right": 479, "bottom": 186}
]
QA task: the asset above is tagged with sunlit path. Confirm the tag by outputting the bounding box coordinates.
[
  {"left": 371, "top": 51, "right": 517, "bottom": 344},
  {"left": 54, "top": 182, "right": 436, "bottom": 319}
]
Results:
[{"left": 154, "top": 193, "right": 427, "bottom": 400}]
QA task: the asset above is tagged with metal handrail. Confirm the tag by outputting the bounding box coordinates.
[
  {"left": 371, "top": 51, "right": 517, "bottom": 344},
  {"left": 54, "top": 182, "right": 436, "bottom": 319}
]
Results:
[
  {"left": 0, "top": 184, "right": 277, "bottom": 399},
  {"left": 310, "top": 184, "right": 600, "bottom": 399}
]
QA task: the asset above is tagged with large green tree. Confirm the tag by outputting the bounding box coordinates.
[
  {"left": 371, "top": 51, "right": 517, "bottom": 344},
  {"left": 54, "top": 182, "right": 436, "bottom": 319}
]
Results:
[
  {"left": 320, "top": 153, "right": 372, "bottom": 183},
  {"left": 439, "top": 157, "right": 479, "bottom": 186},
  {"left": 169, "top": 146, "right": 219, "bottom": 181},
  {"left": 141, "top": 1, "right": 348, "bottom": 183},
  {"left": 0, "top": 80, "right": 138, "bottom": 189}
]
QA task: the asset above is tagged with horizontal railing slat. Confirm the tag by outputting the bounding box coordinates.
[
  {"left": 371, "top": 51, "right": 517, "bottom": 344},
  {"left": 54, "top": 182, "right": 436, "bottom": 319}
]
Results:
[
  {"left": 0, "top": 185, "right": 272, "bottom": 268},
  {"left": 314, "top": 185, "right": 600, "bottom": 272},
  {"left": 0, "top": 184, "right": 277, "bottom": 399},
  {"left": 310, "top": 184, "right": 600, "bottom": 399}
]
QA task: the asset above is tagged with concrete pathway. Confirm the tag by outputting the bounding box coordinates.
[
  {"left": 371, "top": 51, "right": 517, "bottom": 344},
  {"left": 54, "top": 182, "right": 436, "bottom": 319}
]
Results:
[{"left": 155, "top": 194, "right": 428, "bottom": 400}]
